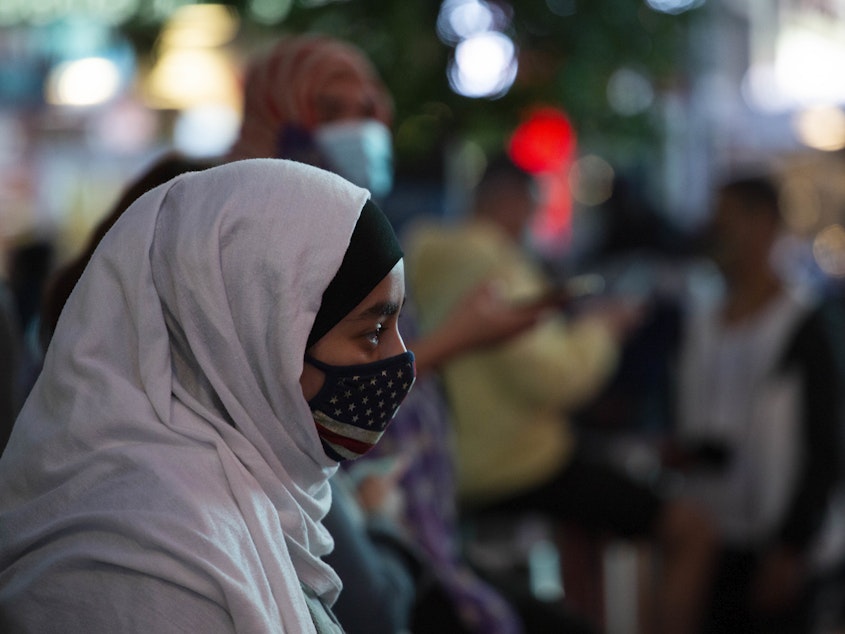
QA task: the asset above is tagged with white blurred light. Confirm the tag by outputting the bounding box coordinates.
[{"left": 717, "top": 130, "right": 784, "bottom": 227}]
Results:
[
  {"left": 607, "top": 68, "right": 654, "bottom": 116},
  {"left": 742, "top": 64, "right": 791, "bottom": 113},
  {"left": 777, "top": 28, "right": 845, "bottom": 106},
  {"left": 248, "top": 0, "right": 293, "bottom": 24},
  {"left": 448, "top": 32, "right": 517, "bottom": 99},
  {"left": 174, "top": 105, "right": 240, "bottom": 157},
  {"left": 437, "top": 0, "right": 496, "bottom": 44},
  {"left": 746, "top": 27, "right": 845, "bottom": 111},
  {"left": 570, "top": 154, "right": 615, "bottom": 206},
  {"left": 793, "top": 106, "right": 845, "bottom": 152},
  {"left": 644, "top": 0, "right": 703, "bottom": 14},
  {"left": 46, "top": 57, "right": 121, "bottom": 106}
]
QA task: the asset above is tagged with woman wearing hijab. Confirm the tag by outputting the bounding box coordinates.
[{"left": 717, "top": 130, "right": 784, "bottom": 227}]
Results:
[
  {"left": 226, "top": 33, "right": 394, "bottom": 201},
  {"left": 40, "top": 34, "right": 394, "bottom": 350},
  {"left": 30, "top": 33, "right": 546, "bottom": 634},
  {"left": 0, "top": 159, "right": 414, "bottom": 633}
]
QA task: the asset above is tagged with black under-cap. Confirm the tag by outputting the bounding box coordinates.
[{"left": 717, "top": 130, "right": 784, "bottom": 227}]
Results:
[{"left": 307, "top": 199, "right": 402, "bottom": 348}]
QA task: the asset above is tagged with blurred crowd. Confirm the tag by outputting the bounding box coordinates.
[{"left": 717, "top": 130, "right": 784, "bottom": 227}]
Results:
[{"left": 1, "top": 31, "right": 844, "bottom": 634}]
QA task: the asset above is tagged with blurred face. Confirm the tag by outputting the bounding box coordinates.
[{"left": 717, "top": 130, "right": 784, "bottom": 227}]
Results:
[
  {"left": 484, "top": 177, "right": 539, "bottom": 242},
  {"left": 300, "top": 260, "right": 406, "bottom": 400},
  {"left": 707, "top": 190, "right": 776, "bottom": 275},
  {"left": 309, "top": 71, "right": 394, "bottom": 198},
  {"left": 707, "top": 191, "right": 742, "bottom": 271},
  {"left": 312, "top": 72, "right": 382, "bottom": 126}
]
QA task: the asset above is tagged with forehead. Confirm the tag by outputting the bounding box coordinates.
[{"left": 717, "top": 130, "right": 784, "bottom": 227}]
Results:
[
  {"left": 313, "top": 73, "right": 376, "bottom": 112},
  {"left": 348, "top": 261, "right": 405, "bottom": 318},
  {"left": 370, "top": 260, "right": 404, "bottom": 300},
  {"left": 317, "top": 70, "right": 370, "bottom": 94}
]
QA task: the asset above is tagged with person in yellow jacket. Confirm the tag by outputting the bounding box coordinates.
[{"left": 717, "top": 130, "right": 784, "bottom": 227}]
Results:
[{"left": 406, "top": 154, "right": 718, "bottom": 634}]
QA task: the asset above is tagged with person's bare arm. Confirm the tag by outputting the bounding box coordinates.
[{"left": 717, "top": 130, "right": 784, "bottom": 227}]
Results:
[{"left": 410, "top": 280, "right": 552, "bottom": 377}]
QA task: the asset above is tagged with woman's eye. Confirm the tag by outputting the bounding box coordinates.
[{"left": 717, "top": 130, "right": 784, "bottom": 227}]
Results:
[{"left": 366, "top": 324, "right": 385, "bottom": 346}]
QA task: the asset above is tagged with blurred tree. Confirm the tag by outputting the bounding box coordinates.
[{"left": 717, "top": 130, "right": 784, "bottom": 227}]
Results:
[{"left": 121, "top": 0, "right": 700, "bottom": 174}]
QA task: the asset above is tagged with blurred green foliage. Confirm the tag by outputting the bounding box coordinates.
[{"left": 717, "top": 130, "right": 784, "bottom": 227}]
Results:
[{"left": 124, "top": 0, "right": 701, "bottom": 173}]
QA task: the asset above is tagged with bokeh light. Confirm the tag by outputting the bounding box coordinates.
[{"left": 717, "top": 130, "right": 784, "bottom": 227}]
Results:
[
  {"left": 777, "top": 27, "right": 845, "bottom": 107},
  {"left": 744, "top": 25, "right": 845, "bottom": 111},
  {"left": 813, "top": 224, "right": 845, "bottom": 277},
  {"left": 145, "top": 48, "right": 239, "bottom": 109},
  {"left": 508, "top": 107, "right": 576, "bottom": 174},
  {"left": 439, "top": 0, "right": 517, "bottom": 100},
  {"left": 448, "top": 32, "right": 517, "bottom": 99},
  {"left": 570, "top": 154, "right": 615, "bottom": 206},
  {"left": 645, "top": 0, "right": 704, "bottom": 15},
  {"left": 780, "top": 175, "right": 822, "bottom": 234},
  {"left": 174, "top": 105, "right": 240, "bottom": 157},
  {"left": 144, "top": 4, "right": 240, "bottom": 110},
  {"left": 508, "top": 108, "right": 578, "bottom": 250},
  {"left": 159, "top": 4, "right": 239, "bottom": 48},
  {"left": 437, "top": 0, "right": 511, "bottom": 45},
  {"left": 607, "top": 67, "right": 654, "bottom": 116},
  {"left": 45, "top": 57, "right": 121, "bottom": 106},
  {"left": 793, "top": 105, "right": 845, "bottom": 152},
  {"left": 248, "top": 0, "right": 293, "bottom": 24},
  {"left": 741, "top": 64, "right": 788, "bottom": 113}
]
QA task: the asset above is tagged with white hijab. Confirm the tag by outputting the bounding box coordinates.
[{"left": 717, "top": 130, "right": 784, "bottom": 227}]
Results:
[{"left": 0, "top": 159, "right": 370, "bottom": 632}]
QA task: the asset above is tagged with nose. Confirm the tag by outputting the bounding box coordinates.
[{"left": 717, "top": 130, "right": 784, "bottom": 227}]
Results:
[{"left": 384, "top": 328, "right": 407, "bottom": 360}]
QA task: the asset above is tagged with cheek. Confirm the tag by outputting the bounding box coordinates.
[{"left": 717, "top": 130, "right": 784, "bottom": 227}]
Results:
[{"left": 299, "top": 364, "right": 326, "bottom": 402}]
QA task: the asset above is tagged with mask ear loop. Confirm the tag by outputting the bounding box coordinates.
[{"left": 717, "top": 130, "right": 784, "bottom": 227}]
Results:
[
  {"left": 305, "top": 350, "right": 417, "bottom": 462},
  {"left": 303, "top": 353, "right": 332, "bottom": 372},
  {"left": 304, "top": 350, "right": 416, "bottom": 375}
]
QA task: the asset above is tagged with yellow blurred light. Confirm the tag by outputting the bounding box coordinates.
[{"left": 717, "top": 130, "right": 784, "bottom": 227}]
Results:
[
  {"left": 793, "top": 106, "right": 845, "bottom": 152},
  {"left": 813, "top": 224, "right": 845, "bottom": 277},
  {"left": 780, "top": 175, "right": 821, "bottom": 234},
  {"left": 145, "top": 48, "right": 240, "bottom": 109},
  {"left": 46, "top": 57, "right": 121, "bottom": 106},
  {"left": 159, "top": 3, "right": 239, "bottom": 48}
]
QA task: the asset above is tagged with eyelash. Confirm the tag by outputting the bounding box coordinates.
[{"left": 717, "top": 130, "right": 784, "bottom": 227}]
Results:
[{"left": 366, "top": 323, "right": 386, "bottom": 346}]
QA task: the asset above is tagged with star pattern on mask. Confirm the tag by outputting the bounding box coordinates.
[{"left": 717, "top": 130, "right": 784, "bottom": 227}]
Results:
[
  {"left": 327, "top": 362, "right": 413, "bottom": 428},
  {"left": 311, "top": 352, "right": 416, "bottom": 462}
]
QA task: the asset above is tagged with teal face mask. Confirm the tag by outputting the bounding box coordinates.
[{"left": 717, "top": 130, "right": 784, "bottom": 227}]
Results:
[{"left": 313, "top": 119, "right": 394, "bottom": 199}]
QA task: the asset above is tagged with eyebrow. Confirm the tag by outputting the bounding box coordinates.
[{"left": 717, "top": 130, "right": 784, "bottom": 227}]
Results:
[{"left": 355, "top": 300, "right": 403, "bottom": 320}]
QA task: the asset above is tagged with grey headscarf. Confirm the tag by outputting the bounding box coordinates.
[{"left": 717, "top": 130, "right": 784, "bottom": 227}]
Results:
[{"left": 0, "top": 159, "right": 370, "bottom": 632}]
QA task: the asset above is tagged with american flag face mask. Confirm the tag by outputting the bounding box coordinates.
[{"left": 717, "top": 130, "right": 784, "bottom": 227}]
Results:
[{"left": 305, "top": 351, "right": 415, "bottom": 461}]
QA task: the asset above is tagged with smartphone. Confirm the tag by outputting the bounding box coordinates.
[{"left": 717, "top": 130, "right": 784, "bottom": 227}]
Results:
[{"left": 521, "top": 273, "right": 606, "bottom": 311}]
